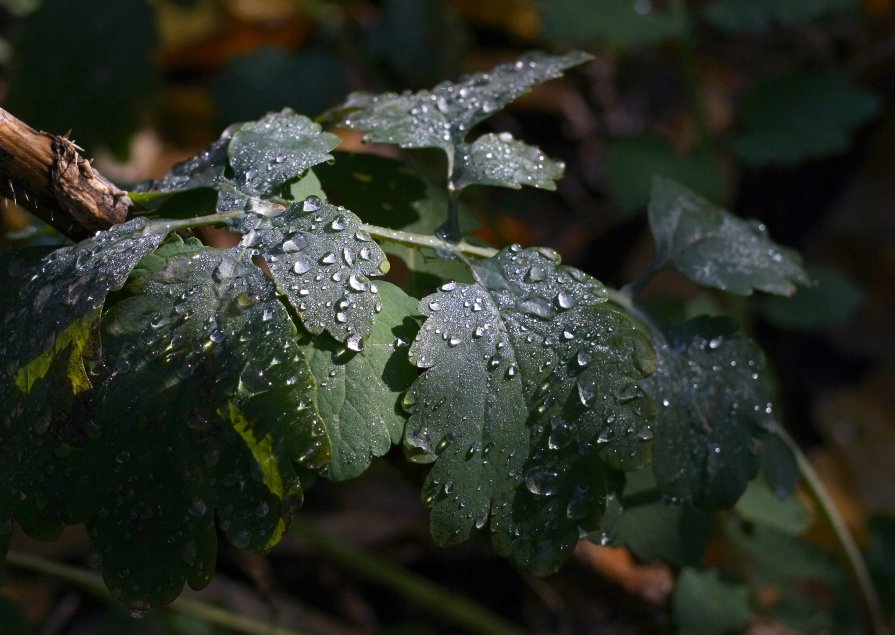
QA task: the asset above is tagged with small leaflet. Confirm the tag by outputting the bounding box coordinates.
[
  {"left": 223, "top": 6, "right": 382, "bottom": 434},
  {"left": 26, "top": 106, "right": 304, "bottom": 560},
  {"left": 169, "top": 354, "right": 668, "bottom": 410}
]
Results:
[
  {"left": 639, "top": 317, "right": 773, "bottom": 508},
  {"left": 648, "top": 177, "right": 810, "bottom": 296},
  {"left": 403, "top": 245, "right": 656, "bottom": 573},
  {"left": 234, "top": 197, "right": 389, "bottom": 345},
  {"left": 455, "top": 133, "right": 566, "bottom": 191}
]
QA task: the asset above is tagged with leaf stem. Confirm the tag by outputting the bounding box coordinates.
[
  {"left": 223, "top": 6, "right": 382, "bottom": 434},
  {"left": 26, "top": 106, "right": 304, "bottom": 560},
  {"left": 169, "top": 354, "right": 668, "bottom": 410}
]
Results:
[
  {"left": 142, "top": 210, "right": 247, "bottom": 236},
  {"left": 291, "top": 518, "right": 527, "bottom": 635},
  {"left": 359, "top": 223, "right": 497, "bottom": 259},
  {"left": 3, "top": 550, "right": 308, "bottom": 635},
  {"left": 777, "top": 429, "right": 890, "bottom": 635}
]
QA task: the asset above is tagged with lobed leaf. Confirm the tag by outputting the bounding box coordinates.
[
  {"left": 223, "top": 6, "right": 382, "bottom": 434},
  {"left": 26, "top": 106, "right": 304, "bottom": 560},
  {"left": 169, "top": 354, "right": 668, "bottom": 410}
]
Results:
[
  {"left": 87, "top": 237, "right": 329, "bottom": 610},
  {"left": 232, "top": 197, "right": 389, "bottom": 345},
  {"left": 300, "top": 282, "right": 420, "bottom": 481},
  {"left": 639, "top": 317, "right": 773, "bottom": 508},
  {"left": 334, "top": 50, "right": 592, "bottom": 151},
  {"left": 455, "top": 133, "right": 565, "bottom": 191},
  {"left": 648, "top": 177, "right": 810, "bottom": 296},
  {"left": 404, "top": 245, "right": 656, "bottom": 573},
  {"left": 0, "top": 221, "right": 168, "bottom": 552}
]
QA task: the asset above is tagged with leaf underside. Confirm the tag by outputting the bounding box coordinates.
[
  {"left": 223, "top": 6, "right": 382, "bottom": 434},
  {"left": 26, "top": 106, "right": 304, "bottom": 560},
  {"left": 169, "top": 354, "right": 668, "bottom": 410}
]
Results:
[
  {"left": 404, "top": 245, "right": 656, "bottom": 573},
  {"left": 648, "top": 177, "right": 810, "bottom": 296}
]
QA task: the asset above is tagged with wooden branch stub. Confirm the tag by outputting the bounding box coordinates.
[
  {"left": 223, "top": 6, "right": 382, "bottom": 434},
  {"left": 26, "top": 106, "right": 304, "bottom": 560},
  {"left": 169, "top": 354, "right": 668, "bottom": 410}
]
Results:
[{"left": 0, "top": 107, "right": 132, "bottom": 241}]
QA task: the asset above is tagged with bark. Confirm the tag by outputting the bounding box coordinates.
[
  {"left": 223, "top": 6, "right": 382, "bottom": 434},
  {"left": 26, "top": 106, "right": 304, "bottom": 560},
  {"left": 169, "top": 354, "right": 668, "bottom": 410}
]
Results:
[{"left": 0, "top": 107, "right": 132, "bottom": 241}]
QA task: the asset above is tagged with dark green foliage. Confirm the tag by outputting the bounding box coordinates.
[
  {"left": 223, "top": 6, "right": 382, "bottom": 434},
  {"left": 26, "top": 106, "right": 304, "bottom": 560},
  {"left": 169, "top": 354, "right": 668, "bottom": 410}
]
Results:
[
  {"left": 673, "top": 568, "right": 754, "bottom": 635},
  {"left": 706, "top": 0, "right": 858, "bottom": 33},
  {"left": 538, "top": 0, "right": 688, "bottom": 47}
]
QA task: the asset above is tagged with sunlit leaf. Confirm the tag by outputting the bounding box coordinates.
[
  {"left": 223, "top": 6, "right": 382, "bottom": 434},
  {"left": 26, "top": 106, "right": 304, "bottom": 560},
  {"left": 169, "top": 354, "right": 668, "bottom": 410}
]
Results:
[
  {"left": 86, "top": 237, "right": 329, "bottom": 610},
  {"left": 648, "top": 177, "right": 810, "bottom": 296},
  {"left": 334, "top": 50, "right": 591, "bottom": 151},
  {"left": 455, "top": 133, "right": 565, "bottom": 191},
  {"left": 232, "top": 198, "right": 389, "bottom": 344},
  {"left": 673, "top": 568, "right": 754, "bottom": 635},
  {"left": 300, "top": 282, "right": 420, "bottom": 481},
  {"left": 640, "top": 317, "right": 772, "bottom": 508},
  {"left": 733, "top": 71, "right": 878, "bottom": 166},
  {"left": 404, "top": 245, "right": 656, "bottom": 573}
]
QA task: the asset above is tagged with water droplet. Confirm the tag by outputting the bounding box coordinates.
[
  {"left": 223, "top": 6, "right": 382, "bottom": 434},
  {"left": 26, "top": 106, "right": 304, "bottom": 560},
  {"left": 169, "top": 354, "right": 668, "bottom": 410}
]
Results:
[
  {"left": 708, "top": 337, "right": 722, "bottom": 350},
  {"left": 330, "top": 216, "right": 347, "bottom": 231},
  {"left": 556, "top": 291, "right": 574, "bottom": 310},
  {"left": 524, "top": 468, "right": 559, "bottom": 496},
  {"left": 319, "top": 252, "right": 337, "bottom": 265},
  {"left": 440, "top": 281, "right": 457, "bottom": 292},
  {"left": 292, "top": 258, "right": 312, "bottom": 275},
  {"left": 336, "top": 312, "right": 348, "bottom": 323},
  {"left": 282, "top": 235, "right": 307, "bottom": 252},
  {"left": 346, "top": 333, "right": 364, "bottom": 352},
  {"left": 189, "top": 498, "right": 207, "bottom": 517},
  {"left": 348, "top": 274, "right": 366, "bottom": 292},
  {"left": 262, "top": 307, "right": 274, "bottom": 321},
  {"left": 302, "top": 195, "right": 322, "bottom": 212},
  {"left": 448, "top": 336, "right": 461, "bottom": 347},
  {"left": 428, "top": 301, "right": 441, "bottom": 311},
  {"left": 209, "top": 329, "right": 224, "bottom": 344}
]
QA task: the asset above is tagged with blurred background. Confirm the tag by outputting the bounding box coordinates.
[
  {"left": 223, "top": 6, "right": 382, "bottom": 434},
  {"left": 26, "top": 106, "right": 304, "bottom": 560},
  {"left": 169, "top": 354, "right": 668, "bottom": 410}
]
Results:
[{"left": 0, "top": 1, "right": 893, "bottom": 633}]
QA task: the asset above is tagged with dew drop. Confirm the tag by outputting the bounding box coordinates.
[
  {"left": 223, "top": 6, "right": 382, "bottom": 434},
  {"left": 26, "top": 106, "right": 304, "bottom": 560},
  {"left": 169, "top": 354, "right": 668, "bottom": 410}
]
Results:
[
  {"left": 292, "top": 258, "right": 312, "bottom": 275},
  {"left": 346, "top": 333, "right": 364, "bottom": 352},
  {"left": 319, "top": 252, "right": 337, "bottom": 265},
  {"left": 302, "top": 195, "right": 322, "bottom": 212}
]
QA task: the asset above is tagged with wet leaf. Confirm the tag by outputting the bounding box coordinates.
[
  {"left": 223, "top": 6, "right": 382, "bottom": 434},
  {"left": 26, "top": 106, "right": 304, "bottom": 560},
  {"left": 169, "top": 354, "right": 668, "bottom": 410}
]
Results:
[
  {"left": 673, "top": 568, "right": 754, "bottom": 635},
  {"left": 300, "top": 282, "right": 420, "bottom": 481},
  {"left": 133, "top": 110, "right": 339, "bottom": 211},
  {"left": 648, "top": 177, "right": 810, "bottom": 296},
  {"left": 733, "top": 71, "right": 878, "bottom": 166},
  {"left": 0, "top": 221, "right": 168, "bottom": 548},
  {"left": 404, "top": 245, "right": 656, "bottom": 573},
  {"left": 87, "top": 236, "right": 329, "bottom": 610},
  {"left": 640, "top": 317, "right": 773, "bottom": 508},
  {"left": 334, "top": 50, "right": 591, "bottom": 151},
  {"left": 455, "top": 133, "right": 565, "bottom": 191},
  {"left": 232, "top": 198, "right": 389, "bottom": 344}
]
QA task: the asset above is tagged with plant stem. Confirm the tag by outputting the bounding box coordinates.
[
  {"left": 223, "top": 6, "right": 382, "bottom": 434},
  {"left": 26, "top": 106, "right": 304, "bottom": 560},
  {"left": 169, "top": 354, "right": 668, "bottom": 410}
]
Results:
[
  {"left": 3, "top": 550, "right": 308, "bottom": 635},
  {"left": 291, "top": 518, "right": 527, "bottom": 635},
  {"left": 360, "top": 223, "right": 497, "bottom": 259},
  {"left": 777, "top": 430, "right": 890, "bottom": 635},
  {"left": 142, "top": 210, "right": 246, "bottom": 235}
]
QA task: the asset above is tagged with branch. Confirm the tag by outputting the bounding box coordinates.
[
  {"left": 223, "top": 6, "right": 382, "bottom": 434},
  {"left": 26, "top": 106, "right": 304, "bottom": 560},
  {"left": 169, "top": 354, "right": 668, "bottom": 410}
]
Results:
[{"left": 0, "top": 107, "right": 131, "bottom": 241}]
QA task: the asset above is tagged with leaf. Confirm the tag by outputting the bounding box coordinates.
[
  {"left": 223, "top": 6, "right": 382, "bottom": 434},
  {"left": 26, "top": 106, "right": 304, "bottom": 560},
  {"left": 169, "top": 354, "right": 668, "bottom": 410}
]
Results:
[
  {"left": 133, "top": 110, "right": 339, "bottom": 212},
  {"left": 733, "top": 71, "right": 878, "bottom": 166},
  {"left": 455, "top": 133, "right": 565, "bottom": 191},
  {"left": 539, "top": 0, "right": 689, "bottom": 48},
  {"left": 616, "top": 469, "right": 711, "bottom": 567},
  {"left": 734, "top": 476, "right": 812, "bottom": 536},
  {"left": 705, "top": 0, "right": 858, "bottom": 33},
  {"left": 603, "top": 136, "right": 725, "bottom": 211},
  {"left": 87, "top": 237, "right": 329, "bottom": 610},
  {"left": 672, "top": 568, "right": 754, "bottom": 635},
  {"left": 761, "top": 431, "right": 799, "bottom": 498},
  {"left": 648, "top": 177, "right": 810, "bottom": 296},
  {"left": 752, "top": 264, "right": 864, "bottom": 330},
  {"left": 232, "top": 198, "right": 389, "bottom": 344},
  {"left": 639, "top": 317, "right": 773, "bottom": 508},
  {"left": 299, "top": 282, "right": 420, "bottom": 481},
  {"left": 334, "top": 50, "right": 591, "bottom": 151},
  {"left": 403, "top": 245, "right": 656, "bottom": 573},
  {"left": 227, "top": 110, "right": 341, "bottom": 199}
]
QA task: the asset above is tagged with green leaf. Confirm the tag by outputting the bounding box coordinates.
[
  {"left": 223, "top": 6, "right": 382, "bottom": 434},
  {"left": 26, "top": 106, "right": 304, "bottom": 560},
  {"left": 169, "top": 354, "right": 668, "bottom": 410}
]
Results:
[
  {"left": 706, "top": 0, "right": 858, "bottom": 33},
  {"left": 300, "top": 282, "right": 420, "bottom": 481},
  {"left": 232, "top": 198, "right": 389, "bottom": 344},
  {"left": 733, "top": 71, "right": 878, "bottom": 166},
  {"left": 455, "top": 133, "right": 565, "bottom": 191},
  {"left": 753, "top": 264, "right": 864, "bottom": 330},
  {"left": 761, "top": 431, "right": 799, "bottom": 498},
  {"left": 133, "top": 110, "right": 339, "bottom": 212},
  {"left": 87, "top": 237, "right": 329, "bottom": 610},
  {"left": 734, "top": 476, "right": 812, "bottom": 535},
  {"left": 227, "top": 110, "right": 341, "bottom": 199},
  {"left": 604, "top": 136, "right": 725, "bottom": 211},
  {"left": 7, "top": 0, "right": 160, "bottom": 154},
  {"left": 640, "top": 317, "right": 772, "bottom": 508},
  {"left": 539, "top": 0, "right": 689, "bottom": 48},
  {"left": 648, "top": 177, "right": 810, "bottom": 296},
  {"left": 673, "top": 568, "right": 754, "bottom": 635},
  {"left": 334, "top": 50, "right": 592, "bottom": 151},
  {"left": 404, "top": 245, "right": 656, "bottom": 573},
  {"left": 0, "top": 222, "right": 168, "bottom": 546},
  {"left": 616, "top": 469, "right": 711, "bottom": 567}
]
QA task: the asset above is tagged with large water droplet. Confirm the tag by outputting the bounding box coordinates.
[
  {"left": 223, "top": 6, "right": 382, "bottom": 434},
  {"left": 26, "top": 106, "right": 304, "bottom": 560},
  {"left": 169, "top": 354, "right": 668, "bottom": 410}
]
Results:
[
  {"left": 292, "top": 258, "right": 312, "bottom": 275},
  {"left": 524, "top": 468, "right": 559, "bottom": 496},
  {"left": 302, "top": 195, "right": 322, "bottom": 212}
]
